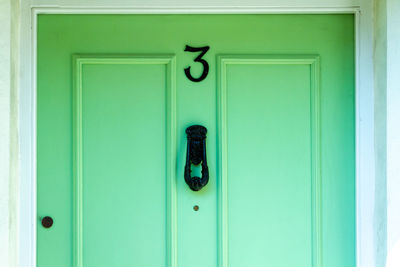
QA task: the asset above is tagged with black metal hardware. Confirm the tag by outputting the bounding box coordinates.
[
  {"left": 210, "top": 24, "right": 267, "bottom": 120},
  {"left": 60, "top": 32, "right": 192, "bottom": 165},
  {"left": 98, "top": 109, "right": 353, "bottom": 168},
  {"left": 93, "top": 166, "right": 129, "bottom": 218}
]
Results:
[
  {"left": 184, "top": 125, "right": 209, "bottom": 191},
  {"left": 41, "top": 216, "right": 53, "bottom": 228},
  {"left": 184, "top": 45, "right": 210, "bottom": 82}
]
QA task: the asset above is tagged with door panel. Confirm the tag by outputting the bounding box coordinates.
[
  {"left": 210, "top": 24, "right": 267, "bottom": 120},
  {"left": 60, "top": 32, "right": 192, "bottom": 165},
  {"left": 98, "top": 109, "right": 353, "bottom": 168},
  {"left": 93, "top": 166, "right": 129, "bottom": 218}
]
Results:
[
  {"left": 77, "top": 59, "right": 174, "bottom": 267},
  {"left": 37, "top": 14, "right": 355, "bottom": 267},
  {"left": 219, "top": 57, "right": 318, "bottom": 267}
]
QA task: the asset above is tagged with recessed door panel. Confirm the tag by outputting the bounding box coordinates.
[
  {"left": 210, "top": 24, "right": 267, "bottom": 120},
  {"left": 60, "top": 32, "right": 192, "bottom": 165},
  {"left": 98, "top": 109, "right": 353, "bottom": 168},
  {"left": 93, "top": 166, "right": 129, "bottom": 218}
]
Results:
[
  {"left": 78, "top": 60, "right": 172, "bottom": 266},
  {"left": 219, "top": 57, "right": 318, "bottom": 267}
]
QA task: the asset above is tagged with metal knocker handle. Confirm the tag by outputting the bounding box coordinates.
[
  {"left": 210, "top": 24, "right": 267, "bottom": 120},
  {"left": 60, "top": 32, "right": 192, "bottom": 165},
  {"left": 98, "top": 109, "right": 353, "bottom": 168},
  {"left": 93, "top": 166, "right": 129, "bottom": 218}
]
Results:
[{"left": 184, "top": 125, "right": 209, "bottom": 191}]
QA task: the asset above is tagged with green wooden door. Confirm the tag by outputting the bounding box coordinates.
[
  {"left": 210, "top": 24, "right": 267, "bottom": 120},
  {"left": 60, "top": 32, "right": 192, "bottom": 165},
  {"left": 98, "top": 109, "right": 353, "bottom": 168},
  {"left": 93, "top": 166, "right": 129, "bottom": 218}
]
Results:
[{"left": 37, "top": 14, "right": 355, "bottom": 267}]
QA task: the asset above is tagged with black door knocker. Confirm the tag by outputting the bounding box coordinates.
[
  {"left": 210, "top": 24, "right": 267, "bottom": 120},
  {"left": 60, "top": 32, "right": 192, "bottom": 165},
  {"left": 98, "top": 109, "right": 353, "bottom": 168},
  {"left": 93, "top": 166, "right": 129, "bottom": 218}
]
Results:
[{"left": 184, "top": 125, "right": 209, "bottom": 191}]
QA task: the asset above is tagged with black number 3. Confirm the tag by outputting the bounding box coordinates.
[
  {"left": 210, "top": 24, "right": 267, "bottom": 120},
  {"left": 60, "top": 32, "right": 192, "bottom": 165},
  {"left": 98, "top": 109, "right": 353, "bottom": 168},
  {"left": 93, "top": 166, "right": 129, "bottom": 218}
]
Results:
[{"left": 184, "top": 45, "right": 210, "bottom": 82}]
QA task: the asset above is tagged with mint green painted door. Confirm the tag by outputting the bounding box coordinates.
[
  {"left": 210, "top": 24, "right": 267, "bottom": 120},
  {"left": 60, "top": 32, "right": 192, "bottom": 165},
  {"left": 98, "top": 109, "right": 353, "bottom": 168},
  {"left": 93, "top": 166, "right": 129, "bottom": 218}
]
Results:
[{"left": 37, "top": 15, "right": 355, "bottom": 267}]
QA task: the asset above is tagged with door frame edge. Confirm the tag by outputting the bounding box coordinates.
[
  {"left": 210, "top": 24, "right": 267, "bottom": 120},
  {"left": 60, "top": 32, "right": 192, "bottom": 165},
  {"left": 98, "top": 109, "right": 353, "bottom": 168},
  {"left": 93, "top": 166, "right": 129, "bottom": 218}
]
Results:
[{"left": 18, "top": 4, "right": 375, "bottom": 267}]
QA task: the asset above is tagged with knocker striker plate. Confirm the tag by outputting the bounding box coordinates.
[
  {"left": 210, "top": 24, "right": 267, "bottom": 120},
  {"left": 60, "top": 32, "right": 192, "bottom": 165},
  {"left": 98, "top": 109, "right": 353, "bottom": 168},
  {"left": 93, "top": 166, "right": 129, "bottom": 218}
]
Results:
[{"left": 184, "top": 125, "right": 209, "bottom": 191}]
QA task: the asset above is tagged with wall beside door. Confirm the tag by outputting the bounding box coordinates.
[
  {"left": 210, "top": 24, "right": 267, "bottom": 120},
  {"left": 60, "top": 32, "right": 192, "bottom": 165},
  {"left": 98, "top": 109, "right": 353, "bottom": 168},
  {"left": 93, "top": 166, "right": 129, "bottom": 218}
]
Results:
[
  {"left": 373, "top": 0, "right": 387, "bottom": 266},
  {"left": 0, "top": 0, "right": 12, "bottom": 264},
  {"left": 386, "top": 0, "right": 400, "bottom": 265},
  {"left": 0, "top": 0, "right": 19, "bottom": 267}
]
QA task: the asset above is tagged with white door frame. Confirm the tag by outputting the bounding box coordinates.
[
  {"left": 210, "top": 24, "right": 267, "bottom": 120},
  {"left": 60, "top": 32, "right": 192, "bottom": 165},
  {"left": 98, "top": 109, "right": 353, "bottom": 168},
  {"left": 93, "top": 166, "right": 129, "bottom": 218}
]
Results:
[{"left": 18, "top": 1, "right": 375, "bottom": 267}]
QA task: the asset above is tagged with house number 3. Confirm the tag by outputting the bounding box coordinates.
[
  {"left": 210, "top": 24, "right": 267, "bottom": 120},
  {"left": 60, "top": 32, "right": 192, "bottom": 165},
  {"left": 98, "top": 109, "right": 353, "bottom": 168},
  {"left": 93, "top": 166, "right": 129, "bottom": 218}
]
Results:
[{"left": 184, "top": 45, "right": 210, "bottom": 82}]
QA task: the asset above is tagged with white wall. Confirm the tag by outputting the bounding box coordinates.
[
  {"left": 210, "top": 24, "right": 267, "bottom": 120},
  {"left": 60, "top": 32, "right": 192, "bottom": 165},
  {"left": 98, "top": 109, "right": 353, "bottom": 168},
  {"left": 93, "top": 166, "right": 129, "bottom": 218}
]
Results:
[
  {"left": 1, "top": 0, "right": 19, "bottom": 266},
  {"left": 373, "top": 0, "right": 387, "bottom": 266},
  {"left": 0, "top": 0, "right": 12, "bottom": 266},
  {"left": 9, "top": 0, "right": 20, "bottom": 266},
  {"left": 372, "top": 0, "right": 400, "bottom": 265},
  {"left": 386, "top": 0, "right": 400, "bottom": 264}
]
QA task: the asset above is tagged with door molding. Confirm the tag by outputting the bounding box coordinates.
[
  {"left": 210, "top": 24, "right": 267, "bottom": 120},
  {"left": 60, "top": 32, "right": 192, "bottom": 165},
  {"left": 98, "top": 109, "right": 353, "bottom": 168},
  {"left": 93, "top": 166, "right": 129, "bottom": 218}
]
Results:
[
  {"left": 217, "top": 55, "right": 322, "bottom": 267},
  {"left": 72, "top": 55, "right": 177, "bottom": 267},
  {"left": 18, "top": 2, "right": 375, "bottom": 267}
]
